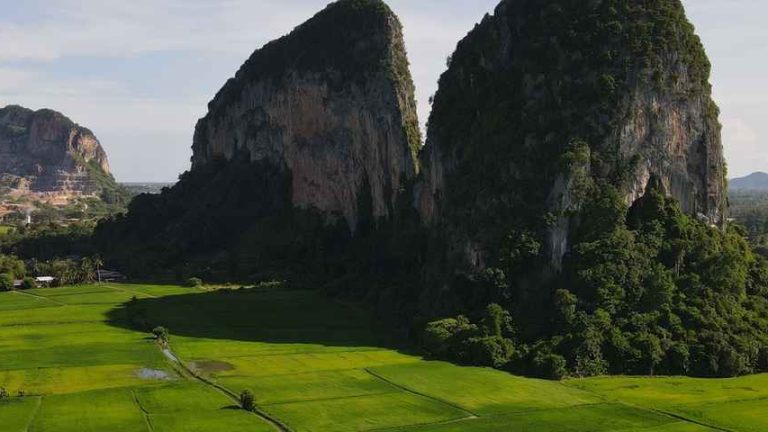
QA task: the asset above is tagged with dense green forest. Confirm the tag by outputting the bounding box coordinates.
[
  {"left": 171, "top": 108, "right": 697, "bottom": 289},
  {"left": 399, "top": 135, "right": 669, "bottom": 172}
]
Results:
[
  {"left": 69, "top": 0, "right": 768, "bottom": 379},
  {"left": 423, "top": 179, "right": 768, "bottom": 378},
  {"left": 730, "top": 190, "right": 768, "bottom": 250}
]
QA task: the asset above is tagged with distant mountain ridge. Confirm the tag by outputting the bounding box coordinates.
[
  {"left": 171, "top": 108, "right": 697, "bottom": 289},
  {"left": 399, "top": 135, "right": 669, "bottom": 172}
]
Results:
[{"left": 730, "top": 172, "right": 768, "bottom": 191}]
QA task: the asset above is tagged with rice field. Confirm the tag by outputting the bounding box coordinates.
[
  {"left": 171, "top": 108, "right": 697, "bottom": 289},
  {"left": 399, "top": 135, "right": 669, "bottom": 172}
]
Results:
[{"left": 0, "top": 283, "right": 765, "bottom": 431}]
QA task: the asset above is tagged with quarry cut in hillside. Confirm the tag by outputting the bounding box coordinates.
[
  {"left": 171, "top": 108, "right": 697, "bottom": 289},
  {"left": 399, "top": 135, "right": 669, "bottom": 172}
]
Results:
[
  {"left": 418, "top": 0, "right": 727, "bottom": 273},
  {"left": 0, "top": 105, "right": 114, "bottom": 202}
]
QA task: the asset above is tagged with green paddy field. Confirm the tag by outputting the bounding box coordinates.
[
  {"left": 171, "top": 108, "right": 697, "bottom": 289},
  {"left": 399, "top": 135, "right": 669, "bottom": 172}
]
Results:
[{"left": 0, "top": 283, "right": 766, "bottom": 431}]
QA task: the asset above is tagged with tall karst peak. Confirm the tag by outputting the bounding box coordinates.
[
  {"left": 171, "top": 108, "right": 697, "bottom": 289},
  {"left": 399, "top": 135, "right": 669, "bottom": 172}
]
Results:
[
  {"left": 0, "top": 104, "right": 114, "bottom": 201},
  {"left": 192, "top": 0, "right": 420, "bottom": 231},
  {"left": 418, "top": 0, "right": 726, "bottom": 272}
]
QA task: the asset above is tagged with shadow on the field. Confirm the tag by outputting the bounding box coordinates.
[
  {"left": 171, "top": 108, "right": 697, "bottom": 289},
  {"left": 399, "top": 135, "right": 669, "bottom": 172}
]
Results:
[{"left": 106, "top": 288, "right": 404, "bottom": 351}]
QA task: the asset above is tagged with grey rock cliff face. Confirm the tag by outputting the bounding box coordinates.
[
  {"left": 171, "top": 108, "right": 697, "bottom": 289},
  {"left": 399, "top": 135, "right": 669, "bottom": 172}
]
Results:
[
  {"left": 616, "top": 57, "right": 725, "bottom": 223},
  {"left": 0, "top": 105, "right": 111, "bottom": 196},
  {"left": 191, "top": 0, "right": 420, "bottom": 231}
]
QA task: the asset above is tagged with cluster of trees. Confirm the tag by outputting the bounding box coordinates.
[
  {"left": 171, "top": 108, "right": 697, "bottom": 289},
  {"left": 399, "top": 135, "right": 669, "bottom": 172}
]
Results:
[
  {"left": 729, "top": 190, "right": 768, "bottom": 251},
  {"left": 0, "top": 254, "right": 30, "bottom": 291},
  {"left": 423, "top": 180, "right": 768, "bottom": 379},
  {"left": 0, "top": 253, "right": 105, "bottom": 291},
  {"left": 79, "top": 0, "right": 768, "bottom": 383},
  {"left": 1, "top": 221, "right": 96, "bottom": 260}
]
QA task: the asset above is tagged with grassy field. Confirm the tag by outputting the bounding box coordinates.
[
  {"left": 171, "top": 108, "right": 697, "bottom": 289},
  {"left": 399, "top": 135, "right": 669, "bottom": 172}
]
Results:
[{"left": 0, "top": 283, "right": 765, "bottom": 431}]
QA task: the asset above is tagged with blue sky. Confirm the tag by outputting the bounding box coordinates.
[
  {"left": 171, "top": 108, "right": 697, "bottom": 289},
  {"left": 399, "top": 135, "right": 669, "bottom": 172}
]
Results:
[{"left": 0, "top": 0, "right": 765, "bottom": 182}]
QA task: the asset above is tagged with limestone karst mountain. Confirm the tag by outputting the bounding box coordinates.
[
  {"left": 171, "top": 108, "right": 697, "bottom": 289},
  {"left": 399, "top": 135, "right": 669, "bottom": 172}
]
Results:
[
  {"left": 95, "top": 0, "right": 421, "bottom": 272},
  {"left": 418, "top": 0, "right": 726, "bottom": 275},
  {"left": 191, "top": 0, "right": 420, "bottom": 231},
  {"left": 0, "top": 105, "right": 116, "bottom": 203}
]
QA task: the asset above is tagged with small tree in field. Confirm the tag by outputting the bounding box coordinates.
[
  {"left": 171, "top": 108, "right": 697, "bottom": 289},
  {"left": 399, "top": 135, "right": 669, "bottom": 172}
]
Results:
[
  {"left": 0, "top": 273, "right": 13, "bottom": 292},
  {"left": 21, "top": 277, "right": 37, "bottom": 290},
  {"left": 0, "top": 387, "right": 8, "bottom": 400},
  {"left": 186, "top": 277, "right": 203, "bottom": 288},
  {"left": 152, "top": 326, "right": 169, "bottom": 344},
  {"left": 240, "top": 390, "right": 255, "bottom": 412}
]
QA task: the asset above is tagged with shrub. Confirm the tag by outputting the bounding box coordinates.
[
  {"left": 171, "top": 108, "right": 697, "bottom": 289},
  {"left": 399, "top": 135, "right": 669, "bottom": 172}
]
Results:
[
  {"left": 240, "top": 389, "right": 255, "bottom": 412},
  {"left": 0, "top": 273, "right": 13, "bottom": 291},
  {"left": 666, "top": 343, "right": 690, "bottom": 375},
  {"left": 461, "top": 336, "right": 515, "bottom": 368},
  {"left": 423, "top": 316, "right": 477, "bottom": 358},
  {"left": 186, "top": 277, "right": 203, "bottom": 287},
  {"left": 533, "top": 353, "right": 568, "bottom": 381},
  {"left": 0, "top": 387, "right": 8, "bottom": 399},
  {"left": 21, "top": 277, "right": 37, "bottom": 290},
  {"left": 152, "top": 326, "right": 169, "bottom": 343},
  {"left": 759, "top": 346, "right": 768, "bottom": 372}
]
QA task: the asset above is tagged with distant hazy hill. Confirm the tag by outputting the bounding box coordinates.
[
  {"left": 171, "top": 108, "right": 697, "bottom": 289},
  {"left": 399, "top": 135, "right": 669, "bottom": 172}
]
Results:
[
  {"left": 121, "top": 182, "right": 174, "bottom": 195},
  {"left": 730, "top": 172, "right": 768, "bottom": 190}
]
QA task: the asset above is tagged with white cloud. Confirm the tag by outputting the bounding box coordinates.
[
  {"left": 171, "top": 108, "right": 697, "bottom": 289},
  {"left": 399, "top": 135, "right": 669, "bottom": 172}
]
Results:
[
  {"left": 0, "top": 0, "right": 314, "bottom": 62},
  {"left": 721, "top": 117, "right": 768, "bottom": 177},
  {"left": 8, "top": 0, "right": 762, "bottom": 181}
]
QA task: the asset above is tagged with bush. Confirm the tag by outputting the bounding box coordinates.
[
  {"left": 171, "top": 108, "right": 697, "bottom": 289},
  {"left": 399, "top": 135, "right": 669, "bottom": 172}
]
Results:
[
  {"left": 240, "top": 389, "right": 255, "bottom": 412},
  {"left": 21, "top": 277, "right": 37, "bottom": 290},
  {"left": 0, "top": 387, "right": 8, "bottom": 399},
  {"left": 422, "top": 316, "right": 478, "bottom": 358},
  {"left": 460, "top": 336, "right": 515, "bottom": 368},
  {"left": 152, "top": 326, "right": 169, "bottom": 343},
  {"left": 666, "top": 343, "right": 690, "bottom": 375},
  {"left": 533, "top": 353, "right": 568, "bottom": 381},
  {"left": 759, "top": 346, "right": 768, "bottom": 372},
  {"left": 186, "top": 277, "right": 203, "bottom": 287},
  {"left": 0, "top": 273, "right": 13, "bottom": 291}
]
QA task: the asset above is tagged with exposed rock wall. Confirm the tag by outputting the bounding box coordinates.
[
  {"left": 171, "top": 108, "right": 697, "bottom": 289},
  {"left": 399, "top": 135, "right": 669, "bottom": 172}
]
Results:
[
  {"left": 192, "top": 0, "right": 420, "bottom": 231},
  {"left": 418, "top": 0, "right": 726, "bottom": 273},
  {"left": 0, "top": 105, "right": 112, "bottom": 197},
  {"left": 617, "top": 65, "right": 725, "bottom": 223}
]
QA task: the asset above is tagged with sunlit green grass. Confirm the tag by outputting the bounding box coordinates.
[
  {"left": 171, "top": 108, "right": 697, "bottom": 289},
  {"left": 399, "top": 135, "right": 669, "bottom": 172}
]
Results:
[
  {"left": 0, "top": 396, "right": 40, "bottom": 432},
  {"left": 675, "top": 398, "right": 768, "bottom": 432},
  {"left": 567, "top": 375, "right": 768, "bottom": 407},
  {"left": 219, "top": 369, "right": 398, "bottom": 405},
  {"left": 395, "top": 404, "right": 710, "bottom": 432},
  {"left": 135, "top": 383, "right": 274, "bottom": 432},
  {"left": 31, "top": 388, "right": 147, "bottom": 432},
  {"left": 370, "top": 361, "right": 600, "bottom": 415},
  {"left": 567, "top": 375, "right": 768, "bottom": 431},
  {"left": 0, "top": 284, "right": 272, "bottom": 431},
  {"left": 1, "top": 284, "right": 766, "bottom": 431},
  {"left": 265, "top": 391, "right": 468, "bottom": 432}
]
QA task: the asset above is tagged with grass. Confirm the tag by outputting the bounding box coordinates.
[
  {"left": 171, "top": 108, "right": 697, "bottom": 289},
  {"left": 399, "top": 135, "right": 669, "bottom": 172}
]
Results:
[
  {"left": 0, "top": 283, "right": 765, "bottom": 431},
  {"left": 0, "top": 396, "right": 41, "bottom": 432},
  {"left": 369, "top": 361, "right": 600, "bottom": 415},
  {"left": 395, "top": 404, "right": 706, "bottom": 432},
  {"left": 264, "top": 392, "right": 468, "bottom": 432},
  {"left": 568, "top": 375, "right": 768, "bottom": 431},
  {"left": 0, "top": 224, "right": 13, "bottom": 235}
]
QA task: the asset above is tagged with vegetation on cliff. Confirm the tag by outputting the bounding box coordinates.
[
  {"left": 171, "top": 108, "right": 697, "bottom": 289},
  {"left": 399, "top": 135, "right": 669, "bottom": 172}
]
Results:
[
  {"left": 409, "top": 0, "right": 748, "bottom": 378},
  {"left": 92, "top": 0, "right": 768, "bottom": 380},
  {"left": 424, "top": 180, "right": 768, "bottom": 378}
]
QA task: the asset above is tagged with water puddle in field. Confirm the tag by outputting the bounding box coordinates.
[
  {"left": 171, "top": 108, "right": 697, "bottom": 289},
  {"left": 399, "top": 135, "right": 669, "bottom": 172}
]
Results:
[
  {"left": 189, "top": 360, "right": 235, "bottom": 375},
  {"left": 136, "top": 368, "right": 173, "bottom": 380}
]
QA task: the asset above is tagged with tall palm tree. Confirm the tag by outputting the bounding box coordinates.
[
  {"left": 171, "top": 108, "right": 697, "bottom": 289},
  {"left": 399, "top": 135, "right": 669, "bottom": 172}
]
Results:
[
  {"left": 80, "top": 257, "right": 96, "bottom": 284},
  {"left": 93, "top": 255, "right": 104, "bottom": 284}
]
